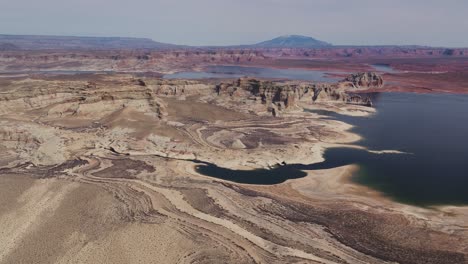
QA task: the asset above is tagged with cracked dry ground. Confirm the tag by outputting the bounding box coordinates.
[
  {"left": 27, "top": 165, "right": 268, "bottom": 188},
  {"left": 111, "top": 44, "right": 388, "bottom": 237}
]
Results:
[{"left": 0, "top": 74, "right": 467, "bottom": 264}]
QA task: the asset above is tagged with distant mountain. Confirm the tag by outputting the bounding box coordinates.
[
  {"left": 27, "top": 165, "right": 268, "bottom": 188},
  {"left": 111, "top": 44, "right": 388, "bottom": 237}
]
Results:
[
  {"left": 254, "top": 35, "right": 332, "bottom": 48},
  {"left": 0, "top": 34, "right": 181, "bottom": 50},
  {"left": 0, "top": 42, "right": 20, "bottom": 51}
]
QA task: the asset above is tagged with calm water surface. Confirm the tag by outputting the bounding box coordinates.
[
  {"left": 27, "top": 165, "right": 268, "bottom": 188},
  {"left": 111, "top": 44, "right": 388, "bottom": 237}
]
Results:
[
  {"left": 196, "top": 93, "right": 468, "bottom": 206},
  {"left": 164, "top": 65, "right": 342, "bottom": 82},
  {"left": 371, "top": 64, "right": 398, "bottom": 73}
]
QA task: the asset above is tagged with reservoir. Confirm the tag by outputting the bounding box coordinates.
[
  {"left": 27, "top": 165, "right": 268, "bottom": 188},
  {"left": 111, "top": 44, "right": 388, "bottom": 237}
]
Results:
[
  {"left": 196, "top": 92, "right": 468, "bottom": 206},
  {"left": 163, "top": 65, "right": 342, "bottom": 82}
]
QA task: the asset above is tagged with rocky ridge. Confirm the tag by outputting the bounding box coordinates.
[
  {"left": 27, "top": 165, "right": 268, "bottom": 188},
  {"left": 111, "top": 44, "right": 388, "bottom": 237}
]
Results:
[
  {"left": 215, "top": 72, "right": 381, "bottom": 116},
  {"left": 2, "top": 47, "right": 468, "bottom": 75},
  {"left": 342, "top": 72, "right": 384, "bottom": 88}
]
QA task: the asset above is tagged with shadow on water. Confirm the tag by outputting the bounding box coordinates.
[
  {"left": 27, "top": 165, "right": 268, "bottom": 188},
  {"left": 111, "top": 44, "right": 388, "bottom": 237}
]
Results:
[
  {"left": 196, "top": 92, "right": 468, "bottom": 206},
  {"left": 195, "top": 148, "right": 398, "bottom": 185},
  {"left": 196, "top": 149, "right": 410, "bottom": 198}
]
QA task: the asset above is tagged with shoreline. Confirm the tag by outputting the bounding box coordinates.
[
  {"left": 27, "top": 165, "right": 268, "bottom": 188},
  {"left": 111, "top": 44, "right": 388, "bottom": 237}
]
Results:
[{"left": 1, "top": 71, "right": 468, "bottom": 263}]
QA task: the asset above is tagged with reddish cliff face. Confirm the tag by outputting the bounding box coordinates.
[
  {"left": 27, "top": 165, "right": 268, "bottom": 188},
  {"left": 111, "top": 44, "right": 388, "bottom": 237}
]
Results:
[
  {"left": 1, "top": 46, "right": 468, "bottom": 73},
  {"left": 258, "top": 47, "right": 468, "bottom": 58},
  {"left": 0, "top": 50, "right": 268, "bottom": 73},
  {"left": 2, "top": 48, "right": 468, "bottom": 94}
]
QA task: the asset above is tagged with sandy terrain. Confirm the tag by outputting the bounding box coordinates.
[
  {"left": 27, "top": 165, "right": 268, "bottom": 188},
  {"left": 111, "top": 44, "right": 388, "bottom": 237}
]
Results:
[{"left": 0, "top": 73, "right": 467, "bottom": 264}]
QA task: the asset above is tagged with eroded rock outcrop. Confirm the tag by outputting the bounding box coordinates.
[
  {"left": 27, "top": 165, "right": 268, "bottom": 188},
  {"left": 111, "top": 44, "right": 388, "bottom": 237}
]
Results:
[
  {"left": 216, "top": 78, "right": 310, "bottom": 115},
  {"left": 215, "top": 77, "right": 376, "bottom": 116},
  {"left": 342, "top": 72, "right": 384, "bottom": 88},
  {"left": 0, "top": 77, "right": 215, "bottom": 121}
]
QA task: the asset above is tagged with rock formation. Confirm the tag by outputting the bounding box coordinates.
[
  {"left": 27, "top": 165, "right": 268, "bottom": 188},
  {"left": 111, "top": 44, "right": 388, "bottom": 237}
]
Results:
[
  {"left": 0, "top": 72, "right": 466, "bottom": 264},
  {"left": 215, "top": 77, "right": 376, "bottom": 116},
  {"left": 216, "top": 78, "right": 307, "bottom": 110},
  {"left": 341, "top": 72, "right": 384, "bottom": 88}
]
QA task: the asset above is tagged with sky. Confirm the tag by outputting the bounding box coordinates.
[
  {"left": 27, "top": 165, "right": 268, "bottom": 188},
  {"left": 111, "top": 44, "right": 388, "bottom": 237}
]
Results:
[{"left": 1, "top": 0, "right": 468, "bottom": 47}]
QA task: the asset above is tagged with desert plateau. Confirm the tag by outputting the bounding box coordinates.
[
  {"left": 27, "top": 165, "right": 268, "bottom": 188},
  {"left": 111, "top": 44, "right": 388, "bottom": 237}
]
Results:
[{"left": 1, "top": 2, "right": 468, "bottom": 263}]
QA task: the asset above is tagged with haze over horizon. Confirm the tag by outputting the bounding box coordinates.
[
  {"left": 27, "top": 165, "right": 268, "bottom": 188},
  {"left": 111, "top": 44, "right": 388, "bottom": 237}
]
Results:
[{"left": 1, "top": 0, "right": 468, "bottom": 47}]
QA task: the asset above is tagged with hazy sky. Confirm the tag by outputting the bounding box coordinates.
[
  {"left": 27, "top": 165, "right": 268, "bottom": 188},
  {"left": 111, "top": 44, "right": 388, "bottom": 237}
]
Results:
[{"left": 1, "top": 0, "right": 467, "bottom": 47}]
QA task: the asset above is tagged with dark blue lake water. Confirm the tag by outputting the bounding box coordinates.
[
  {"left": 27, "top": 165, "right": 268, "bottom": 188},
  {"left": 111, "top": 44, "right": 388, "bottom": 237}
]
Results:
[{"left": 196, "top": 93, "right": 468, "bottom": 206}]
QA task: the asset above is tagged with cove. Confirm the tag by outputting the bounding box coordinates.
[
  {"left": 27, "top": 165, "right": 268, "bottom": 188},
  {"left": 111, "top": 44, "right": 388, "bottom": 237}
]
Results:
[{"left": 196, "top": 93, "right": 468, "bottom": 206}]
